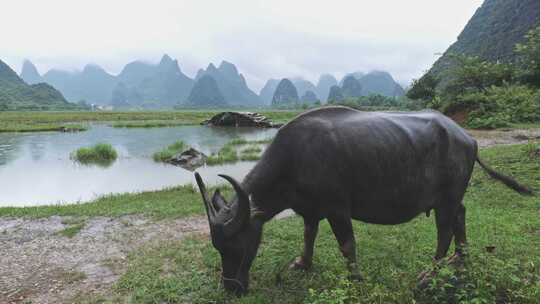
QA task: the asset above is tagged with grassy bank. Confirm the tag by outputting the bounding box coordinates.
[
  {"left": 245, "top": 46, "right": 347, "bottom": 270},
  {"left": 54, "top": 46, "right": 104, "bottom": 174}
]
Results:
[
  {"left": 0, "top": 123, "right": 88, "bottom": 133},
  {"left": 113, "top": 144, "right": 538, "bottom": 303},
  {"left": 0, "top": 110, "right": 300, "bottom": 132},
  {"left": 0, "top": 186, "right": 228, "bottom": 219}
]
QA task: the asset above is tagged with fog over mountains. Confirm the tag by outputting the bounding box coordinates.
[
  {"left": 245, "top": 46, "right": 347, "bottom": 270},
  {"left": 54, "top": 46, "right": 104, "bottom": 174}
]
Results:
[
  {"left": 259, "top": 71, "right": 404, "bottom": 105},
  {"left": 17, "top": 55, "right": 405, "bottom": 108}
]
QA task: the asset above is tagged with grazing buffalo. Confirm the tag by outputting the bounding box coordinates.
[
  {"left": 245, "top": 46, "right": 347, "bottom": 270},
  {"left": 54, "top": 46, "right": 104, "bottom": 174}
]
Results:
[{"left": 194, "top": 106, "right": 531, "bottom": 294}]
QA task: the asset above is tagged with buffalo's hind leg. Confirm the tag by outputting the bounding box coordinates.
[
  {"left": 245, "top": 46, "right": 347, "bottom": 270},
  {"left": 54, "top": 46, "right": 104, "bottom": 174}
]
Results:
[
  {"left": 448, "top": 203, "right": 467, "bottom": 265},
  {"left": 418, "top": 203, "right": 461, "bottom": 285},
  {"left": 290, "top": 218, "right": 319, "bottom": 270},
  {"left": 453, "top": 203, "right": 467, "bottom": 255},
  {"left": 434, "top": 205, "right": 455, "bottom": 261},
  {"left": 328, "top": 216, "right": 363, "bottom": 281}
]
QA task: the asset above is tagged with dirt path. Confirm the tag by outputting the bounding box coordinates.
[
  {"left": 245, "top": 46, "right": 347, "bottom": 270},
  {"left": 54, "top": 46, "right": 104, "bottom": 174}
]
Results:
[
  {"left": 1, "top": 128, "right": 538, "bottom": 304},
  {"left": 0, "top": 215, "right": 208, "bottom": 303},
  {"left": 469, "top": 128, "right": 540, "bottom": 148}
]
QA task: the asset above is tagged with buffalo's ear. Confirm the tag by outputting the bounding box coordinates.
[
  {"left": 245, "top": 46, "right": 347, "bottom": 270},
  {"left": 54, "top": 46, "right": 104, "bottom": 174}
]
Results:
[{"left": 212, "top": 189, "right": 229, "bottom": 211}]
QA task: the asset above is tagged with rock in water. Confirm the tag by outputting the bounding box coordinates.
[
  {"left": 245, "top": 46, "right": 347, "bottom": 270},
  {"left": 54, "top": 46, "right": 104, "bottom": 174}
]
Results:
[
  {"left": 167, "top": 147, "right": 207, "bottom": 171},
  {"left": 203, "top": 112, "right": 280, "bottom": 128}
]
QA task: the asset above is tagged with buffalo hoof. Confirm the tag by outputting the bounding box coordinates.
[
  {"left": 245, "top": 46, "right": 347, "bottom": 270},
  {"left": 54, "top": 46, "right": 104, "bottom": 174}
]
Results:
[
  {"left": 416, "top": 270, "right": 437, "bottom": 289},
  {"left": 289, "top": 257, "right": 312, "bottom": 271},
  {"left": 446, "top": 253, "right": 465, "bottom": 267}
]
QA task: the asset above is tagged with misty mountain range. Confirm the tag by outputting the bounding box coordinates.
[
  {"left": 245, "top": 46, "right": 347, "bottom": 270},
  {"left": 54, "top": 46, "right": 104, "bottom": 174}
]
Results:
[
  {"left": 17, "top": 54, "right": 404, "bottom": 108},
  {"left": 260, "top": 71, "right": 405, "bottom": 105}
]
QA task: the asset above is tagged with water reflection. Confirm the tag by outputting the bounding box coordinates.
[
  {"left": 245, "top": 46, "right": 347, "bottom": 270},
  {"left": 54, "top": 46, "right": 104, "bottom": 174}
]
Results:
[{"left": 0, "top": 124, "right": 276, "bottom": 206}]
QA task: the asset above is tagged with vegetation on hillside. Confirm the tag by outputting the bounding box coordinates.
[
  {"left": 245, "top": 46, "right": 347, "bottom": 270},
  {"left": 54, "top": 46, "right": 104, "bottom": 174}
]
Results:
[
  {"left": 408, "top": 27, "right": 540, "bottom": 129},
  {"left": 71, "top": 143, "right": 118, "bottom": 166},
  {"left": 427, "top": 0, "right": 540, "bottom": 80},
  {"left": 0, "top": 59, "right": 84, "bottom": 111}
]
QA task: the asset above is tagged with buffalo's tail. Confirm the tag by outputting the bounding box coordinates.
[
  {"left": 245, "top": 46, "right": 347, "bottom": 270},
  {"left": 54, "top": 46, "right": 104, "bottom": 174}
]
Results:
[{"left": 476, "top": 157, "right": 533, "bottom": 195}]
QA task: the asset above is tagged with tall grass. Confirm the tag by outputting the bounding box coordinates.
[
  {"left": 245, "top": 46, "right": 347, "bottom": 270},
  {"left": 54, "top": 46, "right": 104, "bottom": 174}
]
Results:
[
  {"left": 206, "top": 138, "right": 271, "bottom": 165},
  {"left": 71, "top": 143, "right": 118, "bottom": 166},
  {"left": 153, "top": 141, "right": 188, "bottom": 162}
]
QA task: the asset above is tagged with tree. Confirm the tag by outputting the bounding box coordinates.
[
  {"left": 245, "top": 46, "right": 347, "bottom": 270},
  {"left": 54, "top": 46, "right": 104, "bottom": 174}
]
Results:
[
  {"left": 516, "top": 26, "right": 540, "bottom": 87},
  {"left": 442, "top": 54, "right": 515, "bottom": 98},
  {"left": 406, "top": 73, "right": 439, "bottom": 102}
]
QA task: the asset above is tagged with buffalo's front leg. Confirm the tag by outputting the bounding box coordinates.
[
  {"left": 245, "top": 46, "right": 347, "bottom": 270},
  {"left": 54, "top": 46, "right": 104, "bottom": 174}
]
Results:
[
  {"left": 328, "top": 216, "right": 362, "bottom": 281},
  {"left": 290, "top": 218, "right": 319, "bottom": 270}
]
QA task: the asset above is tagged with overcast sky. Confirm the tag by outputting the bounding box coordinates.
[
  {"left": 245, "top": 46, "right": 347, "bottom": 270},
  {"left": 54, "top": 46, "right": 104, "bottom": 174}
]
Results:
[{"left": 1, "top": 0, "right": 483, "bottom": 91}]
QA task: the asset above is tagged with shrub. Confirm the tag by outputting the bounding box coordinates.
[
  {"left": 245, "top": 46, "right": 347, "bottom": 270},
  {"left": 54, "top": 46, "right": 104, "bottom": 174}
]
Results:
[
  {"left": 457, "top": 85, "right": 540, "bottom": 129},
  {"left": 71, "top": 143, "right": 118, "bottom": 166}
]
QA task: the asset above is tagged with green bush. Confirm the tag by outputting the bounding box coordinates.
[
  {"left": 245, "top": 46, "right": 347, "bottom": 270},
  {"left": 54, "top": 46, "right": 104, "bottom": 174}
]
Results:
[
  {"left": 71, "top": 143, "right": 118, "bottom": 166},
  {"left": 455, "top": 85, "right": 540, "bottom": 129}
]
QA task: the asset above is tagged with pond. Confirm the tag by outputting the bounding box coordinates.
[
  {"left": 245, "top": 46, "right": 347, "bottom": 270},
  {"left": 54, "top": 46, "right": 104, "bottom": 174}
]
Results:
[{"left": 0, "top": 125, "right": 277, "bottom": 207}]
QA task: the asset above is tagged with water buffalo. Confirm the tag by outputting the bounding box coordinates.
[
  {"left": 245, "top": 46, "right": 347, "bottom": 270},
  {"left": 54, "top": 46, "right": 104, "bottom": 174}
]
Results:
[{"left": 194, "top": 106, "right": 531, "bottom": 294}]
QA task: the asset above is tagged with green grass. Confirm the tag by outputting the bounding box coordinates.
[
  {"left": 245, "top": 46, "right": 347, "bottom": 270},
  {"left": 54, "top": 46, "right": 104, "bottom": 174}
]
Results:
[
  {"left": 57, "top": 222, "right": 86, "bottom": 238},
  {"left": 0, "top": 110, "right": 301, "bottom": 132},
  {"left": 0, "top": 123, "right": 88, "bottom": 133},
  {"left": 242, "top": 145, "right": 263, "bottom": 154},
  {"left": 112, "top": 144, "right": 539, "bottom": 303},
  {"left": 71, "top": 143, "right": 118, "bottom": 166},
  {"left": 112, "top": 120, "right": 193, "bottom": 128},
  {"left": 0, "top": 185, "right": 231, "bottom": 219},
  {"left": 207, "top": 142, "right": 239, "bottom": 165},
  {"left": 206, "top": 138, "right": 272, "bottom": 165},
  {"left": 153, "top": 141, "right": 188, "bottom": 162},
  {"left": 523, "top": 140, "right": 540, "bottom": 159},
  {"left": 60, "top": 124, "right": 88, "bottom": 132}
]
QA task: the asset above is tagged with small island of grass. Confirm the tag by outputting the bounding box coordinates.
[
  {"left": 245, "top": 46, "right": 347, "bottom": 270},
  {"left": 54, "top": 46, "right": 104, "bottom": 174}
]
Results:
[
  {"left": 71, "top": 143, "right": 118, "bottom": 166},
  {"left": 206, "top": 138, "right": 271, "bottom": 165},
  {"left": 153, "top": 141, "right": 187, "bottom": 162}
]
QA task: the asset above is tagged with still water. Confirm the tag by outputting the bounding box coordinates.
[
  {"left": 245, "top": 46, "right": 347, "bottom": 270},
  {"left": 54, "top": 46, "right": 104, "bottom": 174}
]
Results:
[{"left": 0, "top": 125, "right": 277, "bottom": 206}]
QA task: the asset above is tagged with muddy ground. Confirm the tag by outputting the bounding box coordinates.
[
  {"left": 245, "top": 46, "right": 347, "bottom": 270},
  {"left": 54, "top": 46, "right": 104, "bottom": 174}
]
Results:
[
  {"left": 1, "top": 128, "right": 539, "bottom": 304},
  {"left": 0, "top": 216, "right": 208, "bottom": 303}
]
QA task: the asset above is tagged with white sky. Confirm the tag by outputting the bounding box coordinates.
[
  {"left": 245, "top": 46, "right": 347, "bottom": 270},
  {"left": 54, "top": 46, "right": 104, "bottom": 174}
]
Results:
[{"left": 1, "top": 0, "right": 484, "bottom": 90}]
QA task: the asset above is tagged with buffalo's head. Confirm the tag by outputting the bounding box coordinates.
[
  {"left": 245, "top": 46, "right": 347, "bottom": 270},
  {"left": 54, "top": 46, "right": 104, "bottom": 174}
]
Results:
[{"left": 194, "top": 172, "right": 261, "bottom": 295}]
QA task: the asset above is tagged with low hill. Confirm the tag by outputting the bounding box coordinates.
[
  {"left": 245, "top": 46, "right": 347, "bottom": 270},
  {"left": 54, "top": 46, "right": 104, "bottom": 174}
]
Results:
[
  {"left": 272, "top": 78, "right": 299, "bottom": 106},
  {"left": 185, "top": 75, "right": 227, "bottom": 107},
  {"left": 1, "top": 60, "right": 75, "bottom": 110},
  {"left": 195, "top": 61, "right": 262, "bottom": 106}
]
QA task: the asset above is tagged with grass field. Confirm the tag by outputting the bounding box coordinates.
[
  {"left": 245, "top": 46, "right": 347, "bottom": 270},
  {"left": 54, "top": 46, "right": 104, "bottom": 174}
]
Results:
[
  {"left": 0, "top": 110, "right": 300, "bottom": 132},
  {"left": 1, "top": 144, "right": 538, "bottom": 303}
]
